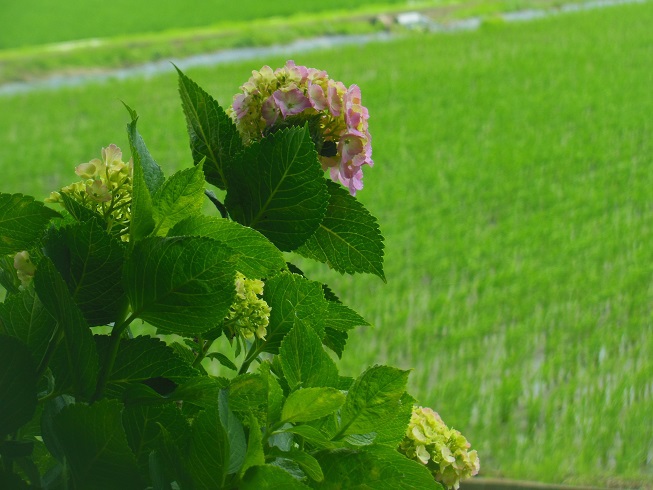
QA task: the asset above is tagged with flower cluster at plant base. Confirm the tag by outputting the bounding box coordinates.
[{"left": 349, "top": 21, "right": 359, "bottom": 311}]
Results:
[
  {"left": 224, "top": 272, "right": 271, "bottom": 341},
  {"left": 46, "top": 144, "right": 133, "bottom": 240},
  {"left": 400, "top": 406, "right": 480, "bottom": 490},
  {"left": 230, "top": 60, "right": 373, "bottom": 195}
]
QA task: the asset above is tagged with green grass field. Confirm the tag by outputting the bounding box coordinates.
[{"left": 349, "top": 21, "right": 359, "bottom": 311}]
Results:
[{"left": 1, "top": 1, "right": 653, "bottom": 486}]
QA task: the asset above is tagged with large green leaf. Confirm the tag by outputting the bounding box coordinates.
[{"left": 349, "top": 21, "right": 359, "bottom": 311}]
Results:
[
  {"left": 177, "top": 67, "right": 243, "bottom": 190},
  {"left": 0, "top": 193, "right": 60, "bottom": 255},
  {"left": 185, "top": 407, "right": 230, "bottom": 488},
  {"left": 152, "top": 162, "right": 205, "bottom": 236},
  {"left": 123, "top": 236, "right": 237, "bottom": 334},
  {"left": 279, "top": 320, "right": 339, "bottom": 391},
  {"left": 281, "top": 387, "right": 345, "bottom": 424},
  {"left": 225, "top": 126, "right": 329, "bottom": 251},
  {"left": 122, "top": 403, "right": 189, "bottom": 469},
  {"left": 125, "top": 104, "right": 165, "bottom": 196},
  {"left": 129, "top": 129, "right": 156, "bottom": 242},
  {"left": 169, "top": 215, "right": 286, "bottom": 279},
  {"left": 260, "top": 272, "right": 327, "bottom": 354},
  {"left": 0, "top": 287, "right": 56, "bottom": 365},
  {"left": 51, "top": 399, "right": 144, "bottom": 489},
  {"left": 0, "top": 335, "right": 38, "bottom": 438},
  {"left": 228, "top": 373, "right": 268, "bottom": 423},
  {"left": 338, "top": 366, "right": 410, "bottom": 437},
  {"left": 373, "top": 392, "right": 415, "bottom": 447},
  {"left": 218, "top": 389, "right": 246, "bottom": 475},
  {"left": 312, "top": 446, "right": 441, "bottom": 489},
  {"left": 95, "top": 336, "right": 199, "bottom": 398},
  {"left": 324, "top": 301, "right": 370, "bottom": 332},
  {"left": 34, "top": 257, "right": 99, "bottom": 399},
  {"left": 240, "top": 413, "right": 265, "bottom": 478},
  {"left": 241, "top": 464, "right": 311, "bottom": 489},
  {"left": 260, "top": 361, "right": 284, "bottom": 428},
  {"left": 297, "top": 181, "right": 385, "bottom": 280},
  {"left": 43, "top": 219, "right": 127, "bottom": 326}
]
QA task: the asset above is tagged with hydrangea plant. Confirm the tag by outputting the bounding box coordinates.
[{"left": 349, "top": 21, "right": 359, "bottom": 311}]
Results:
[{"left": 0, "top": 63, "right": 478, "bottom": 489}]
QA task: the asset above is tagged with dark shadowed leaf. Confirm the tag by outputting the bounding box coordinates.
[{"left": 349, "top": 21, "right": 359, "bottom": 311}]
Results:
[
  {"left": 225, "top": 126, "right": 329, "bottom": 251},
  {"left": 0, "top": 335, "right": 38, "bottom": 438},
  {"left": 34, "top": 257, "right": 99, "bottom": 399},
  {"left": 0, "top": 193, "right": 60, "bottom": 255},
  {"left": 241, "top": 464, "right": 311, "bottom": 489},
  {"left": 185, "top": 407, "right": 230, "bottom": 488},
  {"left": 51, "top": 400, "right": 144, "bottom": 489}
]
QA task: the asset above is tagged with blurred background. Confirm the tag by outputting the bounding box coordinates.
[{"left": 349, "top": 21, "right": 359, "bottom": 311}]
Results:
[{"left": 1, "top": 0, "right": 652, "bottom": 486}]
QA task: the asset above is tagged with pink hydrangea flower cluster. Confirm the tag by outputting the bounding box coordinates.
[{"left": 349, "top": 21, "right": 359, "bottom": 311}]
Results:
[{"left": 230, "top": 60, "right": 373, "bottom": 195}]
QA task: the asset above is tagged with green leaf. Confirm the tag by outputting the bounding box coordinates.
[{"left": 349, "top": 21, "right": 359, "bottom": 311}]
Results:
[
  {"left": 281, "top": 388, "right": 345, "bottom": 423},
  {"left": 0, "top": 287, "right": 56, "bottom": 365},
  {"left": 43, "top": 219, "right": 127, "bottom": 326},
  {"left": 241, "top": 464, "right": 311, "bottom": 489},
  {"left": 313, "top": 446, "right": 440, "bottom": 489},
  {"left": 324, "top": 301, "right": 370, "bottom": 332},
  {"left": 207, "top": 352, "right": 238, "bottom": 371},
  {"left": 282, "top": 449, "right": 324, "bottom": 482},
  {"left": 228, "top": 374, "right": 267, "bottom": 423},
  {"left": 152, "top": 162, "right": 205, "bottom": 236},
  {"left": 260, "top": 272, "right": 328, "bottom": 354},
  {"left": 125, "top": 103, "right": 165, "bottom": 196},
  {"left": 0, "top": 193, "right": 60, "bottom": 255},
  {"left": 95, "top": 336, "right": 199, "bottom": 398},
  {"left": 129, "top": 134, "right": 156, "bottom": 242},
  {"left": 322, "top": 328, "right": 348, "bottom": 359},
  {"left": 177, "top": 67, "right": 243, "bottom": 190},
  {"left": 34, "top": 257, "right": 99, "bottom": 399},
  {"left": 169, "top": 215, "right": 286, "bottom": 279},
  {"left": 185, "top": 407, "right": 230, "bottom": 489},
  {"left": 338, "top": 366, "right": 410, "bottom": 437},
  {"left": 280, "top": 425, "right": 334, "bottom": 450},
  {"left": 297, "top": 180, "right": 385, "bottom": 280},
  {"left": 171, "top": 376, "right": 229, "bottom": 408},
  {"left": 51, "top": 399, "right": 145, "bottom": 489},
  {"left": 260, "top": 361, "right": 284, "bottom": 428},
  {"left": 240, "top": 413, "right": 265, "bottom": 477},
  {"left": 122, "top": 403, "right": 189, "bottom": 469},
  {"left": 60, "top": 192, "right": 105, "bottom": 224},
  {"left": 0, "top": 469, "right": 30, "bottom": 489},
  {"left": 219, "top": 389, "right": 246, "bottom": 475},
  {"left": 123, "top": 236, "right": 237, "bottom": 334},
  {"left": 373, "top": 392, "right": 416, "bottom": 447},
  {"left": 0, "top": 254, "right": 20, "bottom": 294},
  {"left": 225, "top": 126, "right": 329, "bottom": 251},
  {"left": 279, "top": 320, "right": 339, "bottom": 391},
  {"left": 0, "top": 335, "right": 38, "bottom": 438}
]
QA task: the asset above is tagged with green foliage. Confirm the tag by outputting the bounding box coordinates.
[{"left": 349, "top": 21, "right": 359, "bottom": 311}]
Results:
[{"left": 0, "top": 68, "right": 441, "bottom": 489}]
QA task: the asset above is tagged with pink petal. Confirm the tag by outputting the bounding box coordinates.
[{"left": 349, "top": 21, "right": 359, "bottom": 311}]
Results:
[
  {"left": 272, "top": 88, "right": 312, "bottom": 118},
  {"left": 308, "top": 82, "right": 328, "bottom": 110},
  {"left": 338, "top": 132, "right": 365, "bottom": 164},
  {"left": 261, "top": 95, "right": 280, "bottom": 126}
]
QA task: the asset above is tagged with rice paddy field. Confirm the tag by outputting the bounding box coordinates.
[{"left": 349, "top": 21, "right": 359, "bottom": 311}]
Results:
[{"left": 1, "top": 0, "right": 653, "bottom": 487}]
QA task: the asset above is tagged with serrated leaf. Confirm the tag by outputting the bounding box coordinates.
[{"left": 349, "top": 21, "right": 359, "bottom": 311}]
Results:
[
  {"left": 313, "top": 445, "right": 440, "bottom": 489},
  {"left": 338, "top": 366, "right": 410, "bottom": 437},
  {"left": 95, "top": 336, "right": 199, "bottom": 398},
  {"left": 280, "top": 425, "right": 335, "bottom": 450},
  {"left": 171, "top": 376, "right": 229, "bottom": 408},
  {"left": 218, "top": 389, "right": 246, "bottom": 475},
  {"left": 0, "top": 287, "right": 56, "bottom": 365},
  {"left": 169, "top": 215, "right": 286, "bottom": 279},
  {"left": 0, "top": 255, "right": 20, "bottom": 294},
  {"left": 259, "top": 272, "right": 328, "bottom": 354},
  {"left": 34, "top": 257, "right": 99, "bottom": 399},
  {"left": 152, "top": 162, "right": 205, "bottom": 236},
  {"left": 225, "top": 126, "right": 329, "bottom": 251},
  {"left": 228, "top": 374, "right": 267, "bottom": 422},
  {"left": 297, "top": 180, "right": 385, "bottom": 280},
  {"left": 43, "top": 219, "right": 127, "bottom": 326},
  {"left": 373, "top": 392, "right": 416, "bottom": 447},
  {"left": 323, "top": 328, "right": 348, "bottom": 359},
  {"left": 0, "top": 193, "right": 60, "bottom": 255},
  {"left": 260, "top": 361, "right": 284, "bottom": 428},
  {"left": 279, "top": 320, "right": 339, "bottom": 391},
  {"left": 60, "top": 192, "right": 105, "bottom": 224},
  {"left": 123, "top": 236, "right": 237, "bottom": 334},
  {"left": 281, "top": 388, "right": 345, "bottom": 423},
  {"left": 51, "top": 399, "right": 145, "bottom": 489},
  {"left": 241, "top": 464, "right": 311, "bottom": 489},
  {"left": 324, "top": 301, "right": 370, "bottom": 332},
  {"left": 186, "top": 407, "right": 230, "bottom": 488},
  {"left": 177, "top": 67, "right": 243, "bottom": 190},
  {"left": 0, "top": 335, "right": 38, "bottom": 438},
  {"left": 269, "top": 447, "right": 324, "bottom": 482},
  {"left": 129, "top": 136, "right": 156, "bottom": 242},
  {"left": 125, "top": 104, "right": 165, "bottom": 196}
]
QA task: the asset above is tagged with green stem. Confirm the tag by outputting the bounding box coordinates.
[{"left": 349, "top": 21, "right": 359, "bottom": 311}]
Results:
[
  {"left": 238, "top": 341, "right": 265, "bottom": 375},
  {"left": 204, "top": 189, "right": 228, "bottom": 219},
  {"left": 36, "top": 326, "right": 63, "bottom": 380},
  {"left": 91, "top": 313, "right": 137, "bottom": 402},
  {"left": 192, "top": 335, "right": 215, "bottom": 369}
]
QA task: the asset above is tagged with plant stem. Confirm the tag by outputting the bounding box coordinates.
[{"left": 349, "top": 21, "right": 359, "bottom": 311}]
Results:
[
  {"left": 91, "top": 312, "right": 137, "bottom": 402},
  {"left": 192, "top": 335, "right": 216, "bottom": 369},
  {"left": 238, "top": 342, "right": 264, "bottom": 375},
  {"left": 204, "top": 189, "right": 228, "bottom": 219}
]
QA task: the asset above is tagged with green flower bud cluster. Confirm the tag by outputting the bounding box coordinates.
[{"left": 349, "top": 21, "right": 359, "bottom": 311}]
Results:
[
  {"left": 13, "top": 250, "right": 36, "bottom": 288},
  {"left": 46, "top": 144, "right": 133, "bottom": 240},
  {"left": 399, "top": 406, "right": 480, "bottom": 490},
  {"left": 225, "top": 272, "right": 271, "bottom": 341}
]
